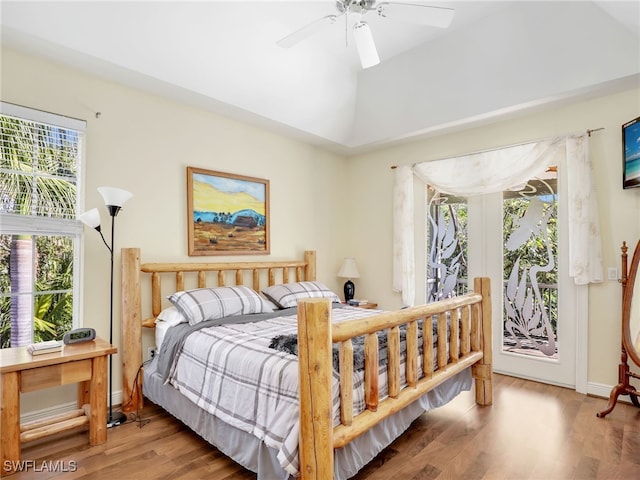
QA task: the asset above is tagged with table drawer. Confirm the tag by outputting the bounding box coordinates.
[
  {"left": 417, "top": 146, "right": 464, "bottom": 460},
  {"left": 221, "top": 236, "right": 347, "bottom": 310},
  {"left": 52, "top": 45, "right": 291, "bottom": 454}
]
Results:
[{"left": 20, "top": 359, "right": 92, "bottom": 393}]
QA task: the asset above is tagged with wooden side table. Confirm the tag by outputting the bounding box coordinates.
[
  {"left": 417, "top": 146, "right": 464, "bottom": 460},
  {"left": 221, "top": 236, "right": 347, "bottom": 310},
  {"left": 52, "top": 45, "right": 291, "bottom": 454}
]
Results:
[
  {"left": 343, "top": 302, "right": 379, "bottom": 309},
  {"left": 0, "top": 338, "right": 116, "bottom": 477},
  {"left": 355, "top": 303, "right": 378, "bottom": 309}
]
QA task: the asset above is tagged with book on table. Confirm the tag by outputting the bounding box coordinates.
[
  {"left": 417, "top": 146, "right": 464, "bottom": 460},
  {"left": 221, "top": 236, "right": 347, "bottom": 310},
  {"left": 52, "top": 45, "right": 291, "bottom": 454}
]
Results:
[
  {"left": 347, "top": 299, "right": 369, "bottom": 306},
  {"left": 26, "top": 340, "right": 63, "bottom": 355}
]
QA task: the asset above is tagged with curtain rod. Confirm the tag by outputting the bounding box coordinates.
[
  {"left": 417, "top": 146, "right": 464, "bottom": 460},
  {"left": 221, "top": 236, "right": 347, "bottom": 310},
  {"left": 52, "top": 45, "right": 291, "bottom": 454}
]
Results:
[{"left": 389, "top": 127, "right": 605, "bottom": 170}]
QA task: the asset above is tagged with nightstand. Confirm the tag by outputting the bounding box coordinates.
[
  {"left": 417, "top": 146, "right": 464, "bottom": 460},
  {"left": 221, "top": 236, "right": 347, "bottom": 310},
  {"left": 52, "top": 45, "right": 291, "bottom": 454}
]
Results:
[
  {"left": 355, "top": 303, "right": 378, "bottom": 309},
  {"left": 344, "top": 301, "right": 378, "bottom": 309},
  {"left": 0, "top": 337, "right": 116, "bottom": 477}
]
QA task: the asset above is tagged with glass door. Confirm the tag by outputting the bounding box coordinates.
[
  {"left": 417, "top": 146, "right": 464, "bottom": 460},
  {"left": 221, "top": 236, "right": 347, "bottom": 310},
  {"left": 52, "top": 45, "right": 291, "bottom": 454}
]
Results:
[{"left": 427, "top": 166, "right": 577, "bottom": 387}]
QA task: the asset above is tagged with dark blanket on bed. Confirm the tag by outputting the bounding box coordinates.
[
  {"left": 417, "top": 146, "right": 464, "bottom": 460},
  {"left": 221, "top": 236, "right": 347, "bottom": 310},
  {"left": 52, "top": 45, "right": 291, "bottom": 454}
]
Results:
[{"left": 269, "top": 320, "right": 433, "bottom": 372}]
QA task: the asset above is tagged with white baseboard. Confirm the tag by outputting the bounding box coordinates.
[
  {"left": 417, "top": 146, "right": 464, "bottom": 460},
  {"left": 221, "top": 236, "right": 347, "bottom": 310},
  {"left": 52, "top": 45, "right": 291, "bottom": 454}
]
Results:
[
  {"left": 20, "top": 391, "right": 123, "bottom": 424},
  {"left": 587, "top": 381, "right": 632, "bottom": 404}
]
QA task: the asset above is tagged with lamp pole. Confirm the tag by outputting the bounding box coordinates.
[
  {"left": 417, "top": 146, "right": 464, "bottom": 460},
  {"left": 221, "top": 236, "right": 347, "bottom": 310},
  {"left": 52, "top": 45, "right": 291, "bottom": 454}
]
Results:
[
  {"left": 106, "top": 208, "right": 126, "bottom": 427},
  {"left": 79, "top": 187, "right": 132, "bottom": 429}
]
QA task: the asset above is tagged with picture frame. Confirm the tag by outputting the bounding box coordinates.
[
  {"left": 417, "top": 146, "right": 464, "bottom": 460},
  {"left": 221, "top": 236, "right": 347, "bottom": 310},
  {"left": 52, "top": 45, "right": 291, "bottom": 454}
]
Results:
[
  {"left": 187, "top": 167, "right": 270, "bottom": 256},
  {"left": 623, "top": 116, "right": 640, "bottom": 189}
]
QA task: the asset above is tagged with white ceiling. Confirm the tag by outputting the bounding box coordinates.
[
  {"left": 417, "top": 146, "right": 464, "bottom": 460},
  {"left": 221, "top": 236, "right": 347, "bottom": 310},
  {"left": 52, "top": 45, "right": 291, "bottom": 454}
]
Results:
[{"left": 2, "top": 1, "right": 639, "bottom": 155}]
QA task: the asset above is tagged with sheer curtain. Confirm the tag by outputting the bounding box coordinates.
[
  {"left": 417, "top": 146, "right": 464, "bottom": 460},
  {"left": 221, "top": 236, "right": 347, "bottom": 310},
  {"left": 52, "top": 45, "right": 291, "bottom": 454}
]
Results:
[
  {"left": 392, "top": 165, "right": 415, "bottom": 307},
  {"left": 392, "top": 134, "right": 602, "bottom": 306}
]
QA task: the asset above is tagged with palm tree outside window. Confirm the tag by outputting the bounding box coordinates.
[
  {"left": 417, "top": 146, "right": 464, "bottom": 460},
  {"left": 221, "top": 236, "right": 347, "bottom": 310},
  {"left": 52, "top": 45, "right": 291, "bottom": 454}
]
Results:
[{"left": 0, "top": 103, "right": 85, "bottom": 348}]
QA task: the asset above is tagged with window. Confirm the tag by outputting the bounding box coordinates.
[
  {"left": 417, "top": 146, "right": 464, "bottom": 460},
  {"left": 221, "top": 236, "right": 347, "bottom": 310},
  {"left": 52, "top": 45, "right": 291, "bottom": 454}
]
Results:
[
  {"left": 426, "top": 173, "right": 559, "bottom": 357},
  {"left": 426, "top": 187, "right": 468, "bottom": 302},
  {"left": 0, "top": 102, "right": 85, "bottom": 348},
  {"left": 502, "top": 172, "right": 559, "bottom": 359}
]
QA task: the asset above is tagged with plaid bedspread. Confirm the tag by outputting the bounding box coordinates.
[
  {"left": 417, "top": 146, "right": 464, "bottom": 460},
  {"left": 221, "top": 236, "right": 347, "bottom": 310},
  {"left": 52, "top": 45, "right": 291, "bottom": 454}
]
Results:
[{"left": 167, "top": 306, "right": 422, "bottom": 476}]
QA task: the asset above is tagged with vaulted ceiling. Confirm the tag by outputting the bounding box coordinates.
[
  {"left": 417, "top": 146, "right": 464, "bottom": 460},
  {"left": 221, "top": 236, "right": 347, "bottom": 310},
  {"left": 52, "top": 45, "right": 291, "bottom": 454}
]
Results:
[{"left": 2, "top": 1, "right": 639, "bottom": 154}]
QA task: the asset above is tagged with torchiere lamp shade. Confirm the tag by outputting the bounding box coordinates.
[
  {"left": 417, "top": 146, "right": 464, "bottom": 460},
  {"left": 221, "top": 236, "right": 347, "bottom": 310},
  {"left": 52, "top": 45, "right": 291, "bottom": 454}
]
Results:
[
  {"left": 98, "top": 186, "right": 133, "bottom": 216},
  {"left": 78, "top": 208, "right": 101, "bottom": 229}
]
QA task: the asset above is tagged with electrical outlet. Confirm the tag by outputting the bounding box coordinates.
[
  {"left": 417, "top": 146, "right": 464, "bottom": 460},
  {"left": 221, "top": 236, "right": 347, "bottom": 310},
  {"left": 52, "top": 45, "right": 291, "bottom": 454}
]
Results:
[{"left": 147, "top": 347, "right": 157, "bottom": 360}]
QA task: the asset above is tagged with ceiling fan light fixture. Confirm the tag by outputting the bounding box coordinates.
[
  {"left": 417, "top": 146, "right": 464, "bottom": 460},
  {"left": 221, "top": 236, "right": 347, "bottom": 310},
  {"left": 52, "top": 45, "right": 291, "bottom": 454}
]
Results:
[{"left": 353, "top": 21, "right": 380, "bottom": 69}]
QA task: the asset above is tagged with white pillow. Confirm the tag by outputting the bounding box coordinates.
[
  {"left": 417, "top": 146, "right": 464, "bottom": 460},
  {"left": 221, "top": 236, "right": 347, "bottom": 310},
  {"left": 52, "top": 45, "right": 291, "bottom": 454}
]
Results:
[
  {"left": 168, "top": 285, "right": 274, "bottom": 326},
  {"left": 260, "top": 295, "right": 281, "bottom": 311},
  {"left": 155, "top": 306, "right": 188, "bottom": 327},
  {"left": 155, "top": 319, "right": 172, "bottom": 351},
  {"left": 262, "top": 281, "right": 341, "bottom": 309}
]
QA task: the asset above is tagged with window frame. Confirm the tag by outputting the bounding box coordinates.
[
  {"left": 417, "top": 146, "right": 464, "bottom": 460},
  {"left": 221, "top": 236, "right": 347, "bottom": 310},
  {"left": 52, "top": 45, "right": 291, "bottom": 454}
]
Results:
[{"left": 0, "top": 101, "right": 86, "bottom": 346}]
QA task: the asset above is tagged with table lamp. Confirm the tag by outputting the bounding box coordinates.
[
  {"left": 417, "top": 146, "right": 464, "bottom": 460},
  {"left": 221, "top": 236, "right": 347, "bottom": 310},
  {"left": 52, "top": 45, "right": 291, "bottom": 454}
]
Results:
[{"left": 338, "top": 257, "right": 360, "bottom": 302}]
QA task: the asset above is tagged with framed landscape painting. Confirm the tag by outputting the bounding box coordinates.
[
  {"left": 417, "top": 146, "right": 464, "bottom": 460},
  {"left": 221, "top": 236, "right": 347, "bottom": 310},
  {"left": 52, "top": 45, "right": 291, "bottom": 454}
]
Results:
[{"left": 187, "top": 167, "right": 270, "bottom": 256}]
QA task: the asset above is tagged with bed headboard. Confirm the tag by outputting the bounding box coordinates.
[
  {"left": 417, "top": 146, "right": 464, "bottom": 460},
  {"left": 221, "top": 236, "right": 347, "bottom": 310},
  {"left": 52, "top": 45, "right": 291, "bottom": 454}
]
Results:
[{"left": 120, "top": 248, "right": 317, "bottom": 412}]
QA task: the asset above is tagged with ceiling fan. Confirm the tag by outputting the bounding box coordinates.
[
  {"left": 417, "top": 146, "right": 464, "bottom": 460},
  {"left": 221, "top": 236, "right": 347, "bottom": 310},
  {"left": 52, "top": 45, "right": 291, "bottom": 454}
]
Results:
[{"left": 276, "top": 1, "right": 455, "bottom": 69}]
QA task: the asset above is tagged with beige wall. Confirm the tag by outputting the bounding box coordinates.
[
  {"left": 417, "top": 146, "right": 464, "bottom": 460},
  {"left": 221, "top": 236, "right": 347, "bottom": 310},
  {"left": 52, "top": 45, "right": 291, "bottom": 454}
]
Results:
[
  {"left": 346, "top": 87, "right": 640, "bottom": 389},
  {"left": 3, "top": 46, "right": 639, "bottom": 415}
]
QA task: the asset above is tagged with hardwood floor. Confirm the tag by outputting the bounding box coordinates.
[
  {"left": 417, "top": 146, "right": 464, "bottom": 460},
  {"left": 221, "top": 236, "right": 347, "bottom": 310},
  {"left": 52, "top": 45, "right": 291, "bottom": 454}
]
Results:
[{"left": 9, "top": 374, "right": 640, "bottom": 479}]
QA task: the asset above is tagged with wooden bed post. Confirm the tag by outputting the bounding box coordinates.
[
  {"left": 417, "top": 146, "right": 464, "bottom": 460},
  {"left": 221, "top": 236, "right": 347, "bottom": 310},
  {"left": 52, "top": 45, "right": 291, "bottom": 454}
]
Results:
[
  {"left": 297, "top": 298, "right": 333, "bottom": 480},
  {"left": 473, "top": 277, "right": 493, "bottom": 406},
  {"left": 121, "top": 247, "right": 143, "bottom": 412},
  {"left": 304, "top": 250, "right": 316, "bottom": 281}
]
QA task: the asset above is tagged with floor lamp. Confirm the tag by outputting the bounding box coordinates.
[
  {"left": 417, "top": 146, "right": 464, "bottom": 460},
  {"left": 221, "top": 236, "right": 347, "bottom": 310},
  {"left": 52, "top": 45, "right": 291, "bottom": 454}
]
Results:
[{"left": 79, "top": 186, "right": 133, "bottom": 428}]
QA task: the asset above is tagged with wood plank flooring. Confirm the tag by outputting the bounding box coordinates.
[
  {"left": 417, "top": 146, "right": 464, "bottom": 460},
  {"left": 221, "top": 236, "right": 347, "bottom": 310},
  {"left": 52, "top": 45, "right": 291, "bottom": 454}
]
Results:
[{"left": 8, "top": 374, "right": 640, "bottom": 479}]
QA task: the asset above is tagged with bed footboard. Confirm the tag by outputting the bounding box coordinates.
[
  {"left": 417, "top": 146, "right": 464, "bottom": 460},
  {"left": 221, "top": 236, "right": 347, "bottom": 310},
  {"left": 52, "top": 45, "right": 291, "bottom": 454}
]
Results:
[{"left": 297, "top": 277, "right": 492, "bottom": 480}]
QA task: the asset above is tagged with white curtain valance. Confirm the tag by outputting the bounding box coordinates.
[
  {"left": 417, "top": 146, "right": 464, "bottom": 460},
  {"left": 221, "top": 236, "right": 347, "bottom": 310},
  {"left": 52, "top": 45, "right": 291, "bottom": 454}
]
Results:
[
  {"left": 412, "top": 137, "right": 563, "bottom": 196},
  {"left": 392, "top": 134, "right": 603, "bottom": 306}
]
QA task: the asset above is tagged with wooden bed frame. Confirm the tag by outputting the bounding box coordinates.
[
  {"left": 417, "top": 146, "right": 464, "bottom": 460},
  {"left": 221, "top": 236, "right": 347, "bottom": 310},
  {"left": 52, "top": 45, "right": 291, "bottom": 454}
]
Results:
[{"left": 120, "top": 248, "right": 492, "bottom": 480}]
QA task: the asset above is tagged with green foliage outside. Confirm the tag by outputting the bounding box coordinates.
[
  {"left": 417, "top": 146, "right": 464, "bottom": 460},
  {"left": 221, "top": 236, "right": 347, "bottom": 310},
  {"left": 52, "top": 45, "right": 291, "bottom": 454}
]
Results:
[
  {"left": 503, "top": 197, "right": 558, "bottom": 286},
  {"left": 0, "top": 235, "right": 74, "bottom": 347},
  {"left": 428, "top": 201, "right": 468, "bottom": 301},
  {"left": 0, "top": 114, "right": 77, "bottom": 348},
  {"left": 429, "top": 188, "right": 559, "bottom": 336},
  {"left": 503, "top": 195, "right": 558, "bottom": 335}
]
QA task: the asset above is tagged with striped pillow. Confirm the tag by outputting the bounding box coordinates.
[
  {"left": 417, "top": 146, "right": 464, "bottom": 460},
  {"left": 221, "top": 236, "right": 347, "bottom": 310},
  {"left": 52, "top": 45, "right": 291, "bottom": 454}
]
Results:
[
  {"left": 168, "top": 285, "right": 273, "bottom": 326},
  {"left": 262, "top": 281, "right": 341, "bottom": 309}
]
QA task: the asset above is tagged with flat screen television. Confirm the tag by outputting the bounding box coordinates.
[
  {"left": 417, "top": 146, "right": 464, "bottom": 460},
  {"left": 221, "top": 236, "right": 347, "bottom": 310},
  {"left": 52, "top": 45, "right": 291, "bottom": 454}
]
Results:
[{"left": 623, "top": 116, "right": 640, "bottom": 189}]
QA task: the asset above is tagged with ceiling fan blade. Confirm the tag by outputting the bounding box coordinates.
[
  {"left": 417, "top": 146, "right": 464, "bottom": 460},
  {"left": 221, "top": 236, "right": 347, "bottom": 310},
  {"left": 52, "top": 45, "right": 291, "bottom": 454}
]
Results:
[
  {"left": 276, "top": 14, "right": 339, "bottom": 48},
  {"left": 376, "top": 2, "right": 455, "bottom": 28}
]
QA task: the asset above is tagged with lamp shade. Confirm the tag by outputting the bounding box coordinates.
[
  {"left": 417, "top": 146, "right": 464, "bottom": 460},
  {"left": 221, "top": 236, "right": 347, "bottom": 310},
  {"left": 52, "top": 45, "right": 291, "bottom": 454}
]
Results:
[
  {"left": 338, "top": 257, "right": 360, "bottom": 279},
  {"left": 353, "top": 21, "right": 380, "bottom": 69},
  {"left": 78, "top": 208, "right": 101, "bottom": 229},
  {"left": 98, "top": 187, "right": 133, "bottom": 208}
]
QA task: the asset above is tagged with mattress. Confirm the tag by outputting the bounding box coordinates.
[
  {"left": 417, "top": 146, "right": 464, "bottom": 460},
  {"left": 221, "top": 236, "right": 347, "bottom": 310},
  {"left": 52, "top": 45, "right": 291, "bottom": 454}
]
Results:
[{"left": 154, "top": 319, "right": 172, "bottom": 351}]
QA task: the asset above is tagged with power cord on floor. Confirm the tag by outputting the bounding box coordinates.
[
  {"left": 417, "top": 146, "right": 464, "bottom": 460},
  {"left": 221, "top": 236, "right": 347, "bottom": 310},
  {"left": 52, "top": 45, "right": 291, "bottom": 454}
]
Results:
[{"left": 121, "top": 358, "right": 153, "bottom": 428}]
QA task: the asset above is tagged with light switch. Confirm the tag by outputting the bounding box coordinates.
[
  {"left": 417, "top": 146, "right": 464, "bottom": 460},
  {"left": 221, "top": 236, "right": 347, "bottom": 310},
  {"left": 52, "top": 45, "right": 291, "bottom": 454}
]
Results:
[{"left": 607, "top": 267, "right": 618, "bottom": 281}]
